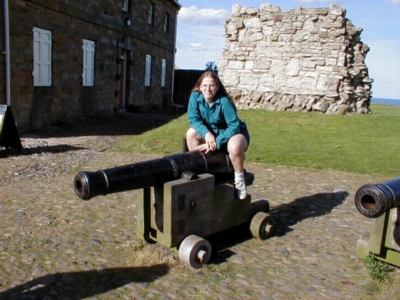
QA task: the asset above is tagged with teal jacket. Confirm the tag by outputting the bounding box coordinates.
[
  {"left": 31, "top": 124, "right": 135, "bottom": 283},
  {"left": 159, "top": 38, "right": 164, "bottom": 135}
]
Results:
[{"left": 187, "top": 91, "right": 247, "bottom": 150}]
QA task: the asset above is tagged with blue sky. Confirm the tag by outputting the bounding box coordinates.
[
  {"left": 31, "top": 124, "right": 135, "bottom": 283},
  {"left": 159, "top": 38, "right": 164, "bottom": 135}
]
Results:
[{"left": 175, "top": 0, "right": 400, "bottom": 99}]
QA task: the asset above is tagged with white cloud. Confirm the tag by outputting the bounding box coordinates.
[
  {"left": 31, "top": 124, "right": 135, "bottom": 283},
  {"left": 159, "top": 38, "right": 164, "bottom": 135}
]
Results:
[
  {"left": 179, "top": 5, "right": 230, "bottom": 25},
  {"left": 295, "top": 0, "right": 347, "bottom": 4},
  {"left": 176, "top": 5, "right": 229, "bottom": 69},
  {"left": 389, "top": 0, "right": 400, "bottom": 4},
  {"left": 184, "top": 43, "right": 215, "bottom": 52},
  {"left": 176, "top": 33, "right": 225, "bottom": 69}
]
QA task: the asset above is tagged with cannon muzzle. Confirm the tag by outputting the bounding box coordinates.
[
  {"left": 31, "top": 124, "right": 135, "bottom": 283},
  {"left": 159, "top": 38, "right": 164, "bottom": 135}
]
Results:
[
  {"left": 74, "top": 151, "right": 233, "bottom": 200},
  {"left": 355, "top": 177, "right": 400, "bottom": 218}
]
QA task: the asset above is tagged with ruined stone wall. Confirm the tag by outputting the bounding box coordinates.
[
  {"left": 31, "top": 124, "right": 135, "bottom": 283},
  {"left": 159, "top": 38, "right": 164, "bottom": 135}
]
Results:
[{"left": 218, "top": 4, "right": 373, "bottom": 114}]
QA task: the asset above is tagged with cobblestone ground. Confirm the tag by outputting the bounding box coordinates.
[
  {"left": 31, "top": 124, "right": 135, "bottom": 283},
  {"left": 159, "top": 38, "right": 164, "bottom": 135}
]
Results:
[{"left": 0, "top": 114, "right": 400, "bottom": 300}]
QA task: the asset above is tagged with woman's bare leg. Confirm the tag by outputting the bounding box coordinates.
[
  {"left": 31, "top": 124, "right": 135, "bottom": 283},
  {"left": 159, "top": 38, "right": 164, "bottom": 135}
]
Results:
[
  {"left": 227, "top": 134, "right": 248, "bottom": 200},
  {"left": 227, "top": 134, "right": 248, "bottom": 173},
  {"left": 186, "top": 128, "right": 204, "bottom": 151}
]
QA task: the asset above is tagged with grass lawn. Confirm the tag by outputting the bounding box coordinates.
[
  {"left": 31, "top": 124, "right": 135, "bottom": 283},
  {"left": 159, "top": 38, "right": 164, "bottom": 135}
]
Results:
[{"left": 116, "top": 104, "right": 400, "bottom": 177}]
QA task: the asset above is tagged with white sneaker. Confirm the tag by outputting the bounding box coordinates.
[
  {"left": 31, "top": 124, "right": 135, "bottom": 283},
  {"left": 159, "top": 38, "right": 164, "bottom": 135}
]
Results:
[{"left": 235, "top": 180, "right": 247, "bottom": 200}]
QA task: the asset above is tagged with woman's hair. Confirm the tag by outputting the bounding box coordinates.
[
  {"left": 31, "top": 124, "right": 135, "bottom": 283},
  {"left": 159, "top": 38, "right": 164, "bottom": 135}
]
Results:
[{"left": 191, "top": 71, "right": 237, "bottom": 110}]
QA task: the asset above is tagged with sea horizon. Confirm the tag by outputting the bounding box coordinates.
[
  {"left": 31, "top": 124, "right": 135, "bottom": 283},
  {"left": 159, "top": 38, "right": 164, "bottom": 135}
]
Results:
[{"left": 371, "top": 97, "right": 400, "bottom": 106}]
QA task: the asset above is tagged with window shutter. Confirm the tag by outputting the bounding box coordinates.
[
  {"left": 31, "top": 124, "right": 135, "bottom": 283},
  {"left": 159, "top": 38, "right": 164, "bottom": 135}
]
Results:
[
  {"left": 161, "top": 59, "right": 167, "bottom": 87},
  {"left": 147, "top": 3, "right": 154, "bottom": 25},
  {"left": 163, "top": 13, "right": 169, "bottom": 32},
  {"left": 33, "top": 27, "right": 52, "bottom": 86},
  {"left": 122, "top": 0, "right": 129, "bottom": 12},
  {"left": 145, "top": 54, "right": 152, "bottom": 86},
  {"left": 82, "top": 39, "right": 95, "bottom": 86}
]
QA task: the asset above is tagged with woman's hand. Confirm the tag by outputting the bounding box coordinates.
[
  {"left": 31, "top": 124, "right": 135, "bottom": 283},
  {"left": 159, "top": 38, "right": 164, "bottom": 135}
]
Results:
[{"left": 195, "top": 132, "right": 216, "bottom": 153}]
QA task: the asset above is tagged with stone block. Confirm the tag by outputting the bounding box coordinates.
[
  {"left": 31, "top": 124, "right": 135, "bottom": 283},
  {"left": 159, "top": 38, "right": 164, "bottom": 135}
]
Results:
[
  {"left": 312, "top": 101, "right": 330, "bottom": 112},
  {"left": 245, "top": 61, "right": 255, "bottom": 70},
  {"left": 329, "top": 4, "right": 345, "bottom": 16},
  {"left": 286, "top": 59, "right": 300, "bottom": 76},
  {"left": 228, "top": 61, "right": 244, "bottom": 70},
  {"left": 260, "top": 4, "right": 281, "bottom": 13}
]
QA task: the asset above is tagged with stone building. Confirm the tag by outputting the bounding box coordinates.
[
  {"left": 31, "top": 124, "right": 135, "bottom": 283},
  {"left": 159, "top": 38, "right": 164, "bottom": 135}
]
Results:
[
  {"left": 218, "top": 4, "right": 373, "bottom": 114},
  {"left": 0, "top": 0, "right": 181, "bottom": 132}
]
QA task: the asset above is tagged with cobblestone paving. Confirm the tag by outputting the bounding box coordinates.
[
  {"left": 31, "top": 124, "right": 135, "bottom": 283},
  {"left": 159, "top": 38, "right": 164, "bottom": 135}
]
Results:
[{"left": 0, "top": 114, "right": 399, "bottom": 300}]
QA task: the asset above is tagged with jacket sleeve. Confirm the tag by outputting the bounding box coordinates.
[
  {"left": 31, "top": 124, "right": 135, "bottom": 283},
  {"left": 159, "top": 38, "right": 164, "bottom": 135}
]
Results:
[
  {"left": 215, "top": 98, "right": 241, "bottom": 149},
  {"left": 187, "top": 92, "right": 211, "bottom": 138}
]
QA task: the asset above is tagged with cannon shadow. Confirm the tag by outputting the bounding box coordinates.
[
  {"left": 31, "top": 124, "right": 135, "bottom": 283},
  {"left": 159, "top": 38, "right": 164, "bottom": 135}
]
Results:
[
  {"left": 269, "top": 191, "right": 349, "bottom": 237},
  {"left": 208, "top": 191, "right": 349, "bottom": 263},
  {"left": 0, "top": 264, "right": 169, "bottom": 300}
]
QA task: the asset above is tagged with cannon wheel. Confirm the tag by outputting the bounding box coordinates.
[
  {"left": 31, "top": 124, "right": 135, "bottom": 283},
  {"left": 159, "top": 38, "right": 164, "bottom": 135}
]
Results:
[
  {"left": 250, "top": 212, "right": 276, "bottom": 240},
  {"left": 179, "top": 235, "right": 212, "bottom": 269}
]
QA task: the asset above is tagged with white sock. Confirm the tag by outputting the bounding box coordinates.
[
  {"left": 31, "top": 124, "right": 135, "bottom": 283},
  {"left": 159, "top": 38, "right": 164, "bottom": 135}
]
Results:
[{"left": 235, "top": 172, "right": 245, "bottom": 183}]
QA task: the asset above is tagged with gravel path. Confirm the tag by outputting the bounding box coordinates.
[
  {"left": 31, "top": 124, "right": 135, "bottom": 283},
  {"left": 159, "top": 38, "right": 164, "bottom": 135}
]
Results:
[{"left": 0, "top": 113, "right": 399, "bottom": 300}]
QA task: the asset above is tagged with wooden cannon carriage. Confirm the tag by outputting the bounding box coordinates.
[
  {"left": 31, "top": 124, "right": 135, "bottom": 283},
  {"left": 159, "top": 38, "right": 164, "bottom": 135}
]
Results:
[{"left": 74, "top": 150, "right": 275, "bottom": 268}]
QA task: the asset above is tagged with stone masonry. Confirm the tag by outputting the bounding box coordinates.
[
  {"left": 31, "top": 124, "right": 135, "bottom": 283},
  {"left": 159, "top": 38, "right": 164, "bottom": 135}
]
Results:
[
  {"left": 0, "top": 0, "right": 180, "bottom": 132},
  {"left": 218, "top": 4, "right": 373, "bottom": 114}
]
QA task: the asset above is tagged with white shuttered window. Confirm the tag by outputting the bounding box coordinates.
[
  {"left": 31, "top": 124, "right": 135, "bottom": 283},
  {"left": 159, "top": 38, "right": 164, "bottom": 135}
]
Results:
[
  {"left": 161, "top": 59, "right": 167, "bottom": 87},
  {"left": 82, "top": 39, "right": 95, "bottom": 86},
  {"left": 33, "top": 27, "right": 52, "bottom": 86},
  {"left": 145, "top": 54, "right": 152, "bottom": 86}
]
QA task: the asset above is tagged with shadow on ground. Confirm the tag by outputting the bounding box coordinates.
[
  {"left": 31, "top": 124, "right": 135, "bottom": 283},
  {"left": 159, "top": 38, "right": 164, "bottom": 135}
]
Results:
[
  {"left": 208, "top": 191, "right": 348, "bottom": 264},
  {"left": 0, "top": 144, "right": 88, "bottom": 158},
  {"left": 24, "top": 112, "right": 183, "bottom": 138},
  {"left": 270, "top": 191, "right": 349, "bottom": 237},
  {"left": 0, "top": 264, "right": 170, "bottom": 300},
  {"left": 0, "top": 112, "right": 184, "bottom": 157}
]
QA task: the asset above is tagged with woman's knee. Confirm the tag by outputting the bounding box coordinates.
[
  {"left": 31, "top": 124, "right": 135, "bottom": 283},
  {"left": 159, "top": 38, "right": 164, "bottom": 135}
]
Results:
[
  {"left": 228, "top": 134, "right": 247, "bottom": 155},
  {"left": 186, "top": 128, "right": 198, "bottom": 139}
]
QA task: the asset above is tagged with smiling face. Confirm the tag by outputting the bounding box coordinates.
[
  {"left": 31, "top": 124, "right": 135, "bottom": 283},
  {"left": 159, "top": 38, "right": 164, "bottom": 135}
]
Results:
[{"left": 200, "top": 77, "right": 219, "bottom": 103}]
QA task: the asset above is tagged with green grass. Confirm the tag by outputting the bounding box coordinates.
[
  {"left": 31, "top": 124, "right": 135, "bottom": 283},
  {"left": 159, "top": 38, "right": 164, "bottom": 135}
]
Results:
[
  {"left": 364, "top": 253, "right": 391, "bottom": 281},
  {"left": 116, "top": 104, "right": 400, "bottom": 177}
]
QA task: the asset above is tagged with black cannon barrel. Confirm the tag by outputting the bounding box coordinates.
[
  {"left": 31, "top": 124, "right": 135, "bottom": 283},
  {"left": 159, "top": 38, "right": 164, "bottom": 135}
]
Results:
[
  {"left": 355, "top": 177, "right": 400, "bottom": 218},
  {"left": 74, "top": 151, "right": 233, "bottom": 200}
]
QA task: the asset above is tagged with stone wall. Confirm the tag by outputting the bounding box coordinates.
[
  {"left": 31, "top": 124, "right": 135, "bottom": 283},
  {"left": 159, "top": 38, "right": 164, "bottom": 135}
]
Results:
[
  {"left": 1, "top": 0, "right": 180, "bottom": 132},
  {"left": 218, "top": 4, "right": 373, "bottom": 114}
]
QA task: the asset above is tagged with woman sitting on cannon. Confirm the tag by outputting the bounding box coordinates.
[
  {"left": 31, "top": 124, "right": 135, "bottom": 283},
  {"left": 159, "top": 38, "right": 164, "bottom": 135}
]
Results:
[{"left": 185, "top": 71, "right": 250, "bottom": 200}]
